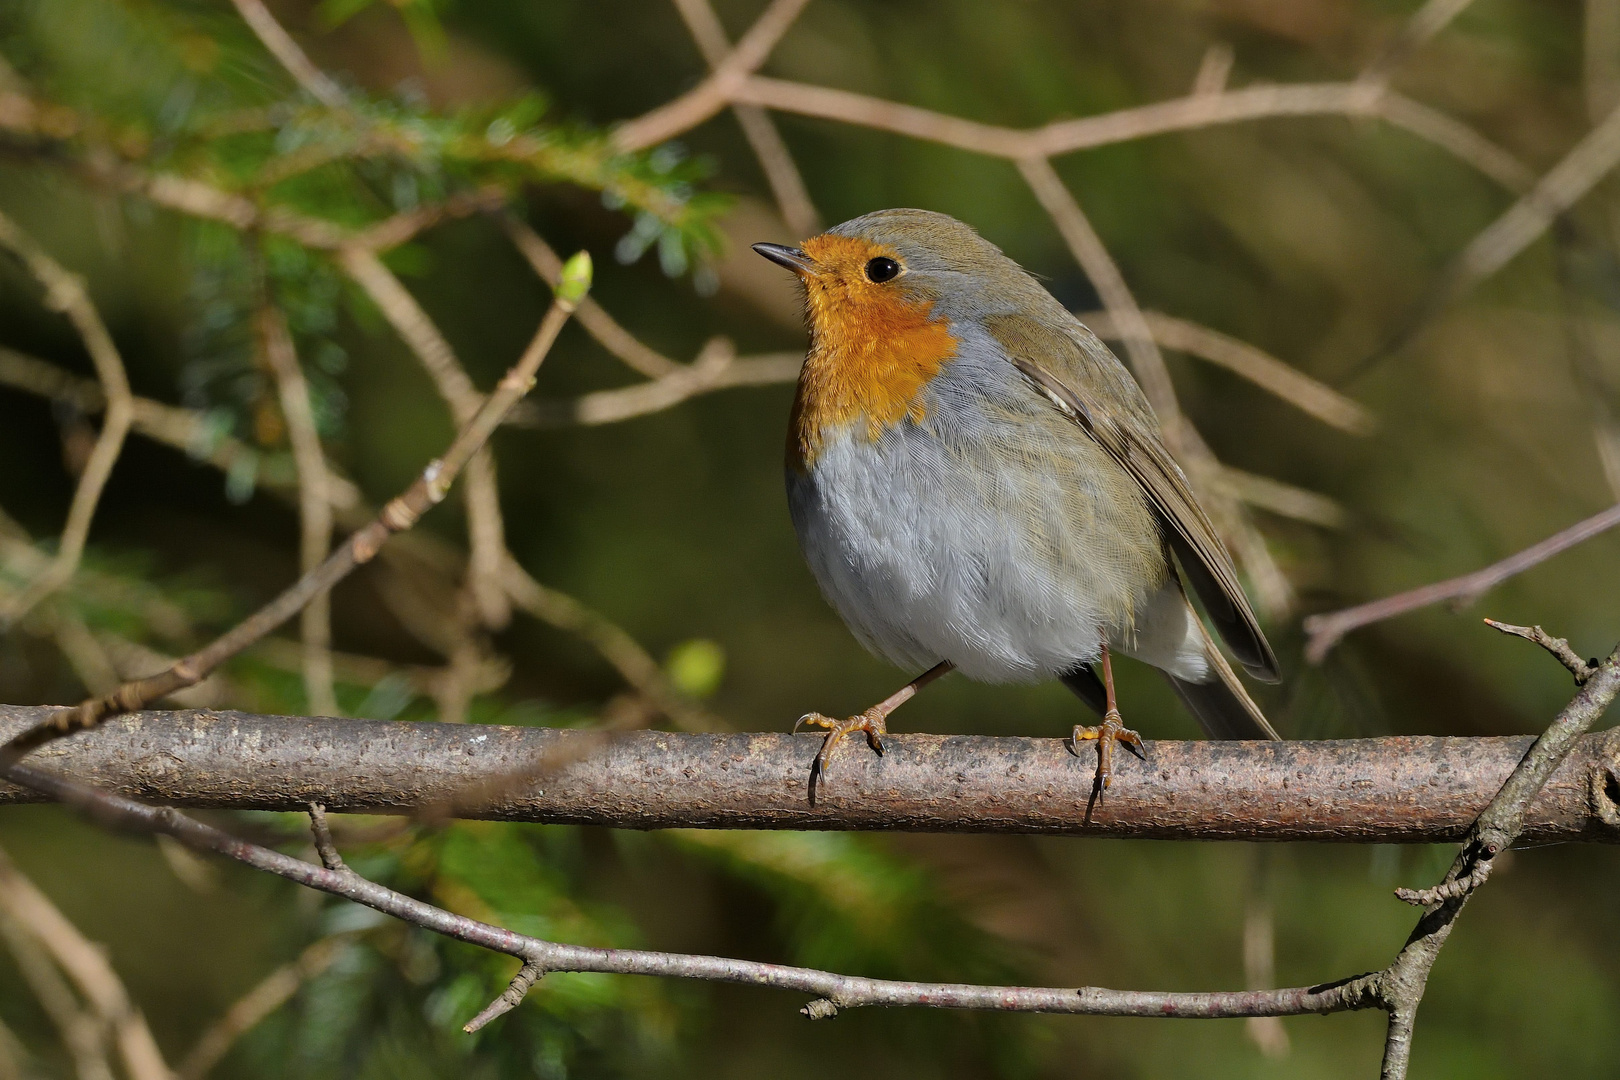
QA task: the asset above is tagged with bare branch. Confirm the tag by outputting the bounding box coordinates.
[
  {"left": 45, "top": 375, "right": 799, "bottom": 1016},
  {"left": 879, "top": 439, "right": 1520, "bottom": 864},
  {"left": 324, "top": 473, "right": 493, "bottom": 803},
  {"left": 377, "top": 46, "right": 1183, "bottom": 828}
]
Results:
[
  {"left": 0, "top": 846, "right": 172, "bottom": 1080},
  {"left": 463, "top": 959, "right": 545, "bottom": 1034},
  {"left": 1016, "top": 157, "right": 1183, "bottom": 437},
  {"left": 0, "top": 762, "right": 1397, "bottom": 1023},
  {"left": 1077, "top": 309, "right": 1376, "bottom": 435},
  {"left": 1483, "top": 619, "right": 1599, "bottom": 683},
  {"left": 613, "top": 0, "right": 815, "bottom": 151},
  {"left": 306, "top": 803, "right": 346, "bottom": 871},
  {"left": 256, "top": 300, "right": 339, "bottom": 716},
  {"left": 226, "top": 0, "right": 347, "bottom": 109},
  {"left": 669, "top": 0, "right": 819, "bottom": 235},
  {"left": 1303, "top": 502, "right": 1620, "bottom": 662},
  {"left": 498, "top": 556, "right": 721, "bottom": 732},
  {"left": 510, "top": 342, "right": 802, "bottom": 428},
  {"left": 1192, "top": 43, "right": 1234, "bottom": 97},
  {"left": 1371, "top": 639, "right": 1620, "bottom": 1078},
  {"left": 0, "top": 641, "right": 1614, "bottom": 1062},
  {"left": 1357, "top": 0, "right": 1478, "bottom": 91},
  {"left": 729, "top": 77, "right": 1533, "bottom": 192},
  {"left": 3, "top": 707, "right": 1617, "bottom": 844},
  {"left": 335, "top": 247, "right": 509, "bottom": 628},
  {"left": 176, "top": 935, "right": 348, "bottom": 1080},
  {"left": 0, "top": 255, "right": 591, "bottom": 766},
  {"left": 0, "top": 210, "right": 134, "bottom": 627},
  {"left": 500, "top": 216, "right": 681, "bottom": 378},
  {"left": 0, "top": 345, "right": 364, "bottom": 510},
  {"left": 0, "top": 903, "right": 116, "bottom": 1080},
  {"left": 1436, "top": 95, "right": 1620, "bottom": 311},
  {"left": 1204, "top": 465, "right": 1347, "bottom": 530}
]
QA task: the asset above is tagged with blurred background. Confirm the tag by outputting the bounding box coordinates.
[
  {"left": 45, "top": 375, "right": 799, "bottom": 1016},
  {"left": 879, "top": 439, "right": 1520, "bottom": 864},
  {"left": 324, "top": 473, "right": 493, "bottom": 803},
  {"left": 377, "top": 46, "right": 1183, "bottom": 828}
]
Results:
[{"left": 1, "top": 0, "right": 1618, "bottom": 1076}]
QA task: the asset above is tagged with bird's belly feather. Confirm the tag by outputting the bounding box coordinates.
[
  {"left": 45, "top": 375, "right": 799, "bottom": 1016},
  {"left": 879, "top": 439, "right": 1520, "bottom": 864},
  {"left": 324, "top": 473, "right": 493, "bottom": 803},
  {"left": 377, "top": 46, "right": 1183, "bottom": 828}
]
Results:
[{"left": 787, "top": 409, "right": 1167, "bottom": 683}]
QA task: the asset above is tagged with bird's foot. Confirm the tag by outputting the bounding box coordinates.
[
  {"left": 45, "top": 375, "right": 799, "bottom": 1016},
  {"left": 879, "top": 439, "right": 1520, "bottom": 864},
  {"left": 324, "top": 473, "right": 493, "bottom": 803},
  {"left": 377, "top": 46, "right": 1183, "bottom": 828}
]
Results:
[
  {"left": 1071, "top": 709, "right": 1146, "bottom": 792},
  {"left": 795, "top": 708, "right": 888, "bottom": 775}
]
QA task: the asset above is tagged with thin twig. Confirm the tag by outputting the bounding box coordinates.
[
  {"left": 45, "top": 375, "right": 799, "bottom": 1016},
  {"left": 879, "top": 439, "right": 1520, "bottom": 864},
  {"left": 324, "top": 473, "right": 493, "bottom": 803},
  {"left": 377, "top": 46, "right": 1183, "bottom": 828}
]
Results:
[
  {"left": 510, "top": 341, "right": 801, "bottom": 428},
  {"left": 306, "top": 803, "right": 346, "bottom": 871},
  {"left": 1077, "top": 309, "right": 1376, "bottom": 435},
  {"left": 336, "top": 247, "right": 510, "bottom": 629},
  {"left": 1437, "top": 94, "right": 1620, "bottom": 308},
  {"left": 226, "top": 0, "right": 347, "bottom": 109},
  {"left": 1204, "top": 464, "right": 1347, "bottom": 530},
  {"left": 669, "top": 0, "right": 819, "bottom": 235},
  {"left": 463, "top": 960, "right": 545, "bottom": 1033},
  {"left": 613, "top": 0, "right": 815, "bottom": 152},
  {"left": 500, "top": 215, "right": 681, "bottom": 378},
  {"left": 1481, "top": 620, "right": 1599, "bottom": 683},
  {"left": 176, "top": 935, "right": 349, "bottom": 1080},
  {"left": 727, "top": 76, "right": 1534, "bottom": 190},
  {"left": 0, "top": 847, "right": 172, "bottom": 1080},
  {"left": 1016, "top": 156, "right": 1182, "bottom": 437},
  {"left": 1357, "top": 0, "right": 1478, "bottom": 91},
  {"left": 499, "top": 555, "right": 719, "bottom": 731},
  {"left": 1302, "top": 502, "right": 1620, "bottom": 662},
  {"left": 0, "top": 211, "right": 134, "bottom": 627},
  {"left": 0, "top": 762, "right": 1396, "bottom": 1024},
  {"left": 257, "top": 300, "right": 339, "bottom": 716},
  {"left": 1371, "top": 638, "right": 1620, "bottom": 1078},
  {"left": 0, "top": 254, "right": 591, "bottom": 767},
  {"left": 0, "top": 904, "right": 116, "bottom": 1080}
]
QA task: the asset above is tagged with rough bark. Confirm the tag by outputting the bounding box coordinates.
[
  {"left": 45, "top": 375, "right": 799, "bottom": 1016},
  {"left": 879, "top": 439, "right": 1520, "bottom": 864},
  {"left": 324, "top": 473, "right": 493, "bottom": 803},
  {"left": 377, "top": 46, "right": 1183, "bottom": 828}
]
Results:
[{"left": 2, "top": 707, "right": 1616, "bottom": 842}]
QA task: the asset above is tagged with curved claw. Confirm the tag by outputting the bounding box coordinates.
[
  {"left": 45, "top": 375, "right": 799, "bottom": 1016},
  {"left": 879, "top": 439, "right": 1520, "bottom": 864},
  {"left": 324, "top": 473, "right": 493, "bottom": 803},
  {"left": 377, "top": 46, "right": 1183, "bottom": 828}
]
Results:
[
  {"left": 1072, "top": 711, "right": 1145, "bottom": 791},
  {"left": 795, "top": 712, "right": 837, "bottom": 735},
  {"left": 809, "top": 709, "right": 887, "bottom": 777}
]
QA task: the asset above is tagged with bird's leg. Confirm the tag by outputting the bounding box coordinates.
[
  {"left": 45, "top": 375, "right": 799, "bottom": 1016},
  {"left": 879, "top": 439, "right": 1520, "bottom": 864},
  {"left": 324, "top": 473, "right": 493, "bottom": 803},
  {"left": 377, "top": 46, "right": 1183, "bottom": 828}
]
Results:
[
  {"left": 1071, "top": 644, "right": 1146, "bottom": 790},
  {"left": 796, "top": 661, "right": 953, "bottom": 775}
]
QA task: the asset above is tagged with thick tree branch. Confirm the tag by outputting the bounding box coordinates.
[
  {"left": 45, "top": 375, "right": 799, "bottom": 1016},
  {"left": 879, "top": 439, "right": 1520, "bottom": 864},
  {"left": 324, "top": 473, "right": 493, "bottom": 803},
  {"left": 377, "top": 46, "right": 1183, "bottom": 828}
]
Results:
[{"left": 1, "top": 707, "right": 1615, "bottom": 843}]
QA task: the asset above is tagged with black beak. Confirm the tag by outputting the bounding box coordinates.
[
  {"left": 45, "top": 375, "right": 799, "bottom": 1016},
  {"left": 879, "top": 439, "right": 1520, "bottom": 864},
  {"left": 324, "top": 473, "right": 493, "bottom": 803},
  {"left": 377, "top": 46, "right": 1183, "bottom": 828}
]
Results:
[{"left": 751, "top": 242, "right": 816, "bottom": 275}]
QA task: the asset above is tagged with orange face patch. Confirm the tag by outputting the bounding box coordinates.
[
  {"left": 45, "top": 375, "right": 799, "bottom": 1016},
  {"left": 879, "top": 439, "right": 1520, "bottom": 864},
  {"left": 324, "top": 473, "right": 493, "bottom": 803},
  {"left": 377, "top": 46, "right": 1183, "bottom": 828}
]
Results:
[{"left": 787, "top": 234, "right": 958, "bottom": 472}]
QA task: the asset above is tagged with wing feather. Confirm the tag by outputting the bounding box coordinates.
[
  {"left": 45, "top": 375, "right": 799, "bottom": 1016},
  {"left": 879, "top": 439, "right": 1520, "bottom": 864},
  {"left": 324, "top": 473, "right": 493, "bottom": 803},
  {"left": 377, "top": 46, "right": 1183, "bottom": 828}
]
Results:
[{"left": 988, "top": 314, "right": 1280, "bottom": 683}]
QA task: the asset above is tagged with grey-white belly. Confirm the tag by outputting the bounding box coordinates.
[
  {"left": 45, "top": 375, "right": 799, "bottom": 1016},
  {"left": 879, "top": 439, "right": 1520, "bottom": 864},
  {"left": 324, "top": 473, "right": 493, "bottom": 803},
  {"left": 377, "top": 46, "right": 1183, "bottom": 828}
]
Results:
[{"left": 787, "top": 418, "right": 1163, "bottom": 684}]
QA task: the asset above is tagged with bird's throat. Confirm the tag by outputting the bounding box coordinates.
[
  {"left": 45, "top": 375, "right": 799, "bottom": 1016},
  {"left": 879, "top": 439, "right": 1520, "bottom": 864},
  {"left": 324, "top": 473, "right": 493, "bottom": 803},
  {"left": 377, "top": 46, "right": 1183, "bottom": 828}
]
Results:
[{"left": 787, "top": 293, "right": 958, "bottom": 472}]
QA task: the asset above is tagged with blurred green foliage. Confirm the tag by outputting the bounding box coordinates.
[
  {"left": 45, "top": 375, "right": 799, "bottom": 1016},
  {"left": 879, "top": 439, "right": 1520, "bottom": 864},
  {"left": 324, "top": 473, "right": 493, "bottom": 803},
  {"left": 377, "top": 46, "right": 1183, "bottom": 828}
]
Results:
[{"left": 1, "top": 0, "right": 1619, "bottom": 1078}]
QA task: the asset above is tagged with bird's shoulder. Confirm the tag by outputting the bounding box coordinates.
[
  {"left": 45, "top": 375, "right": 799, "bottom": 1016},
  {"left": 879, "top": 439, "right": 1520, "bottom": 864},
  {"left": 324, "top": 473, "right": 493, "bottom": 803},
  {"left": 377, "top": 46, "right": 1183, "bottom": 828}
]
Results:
[{"left": 975, "top": 308, "right": 1160, "bottom": 436}]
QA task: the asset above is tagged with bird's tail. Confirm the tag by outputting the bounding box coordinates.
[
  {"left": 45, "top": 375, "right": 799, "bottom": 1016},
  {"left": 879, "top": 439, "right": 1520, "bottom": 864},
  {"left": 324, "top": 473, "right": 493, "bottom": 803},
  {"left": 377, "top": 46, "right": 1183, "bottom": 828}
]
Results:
[{"left": 1163, "top": 614, "right": 1279, "bottom": 740}]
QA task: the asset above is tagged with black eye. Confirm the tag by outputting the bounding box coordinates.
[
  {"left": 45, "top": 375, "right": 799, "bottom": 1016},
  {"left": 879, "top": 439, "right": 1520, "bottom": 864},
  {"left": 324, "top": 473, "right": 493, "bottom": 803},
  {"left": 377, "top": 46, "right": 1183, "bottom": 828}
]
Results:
[{"left": 864, "top": 256, "right": 900, "bottom": 283}]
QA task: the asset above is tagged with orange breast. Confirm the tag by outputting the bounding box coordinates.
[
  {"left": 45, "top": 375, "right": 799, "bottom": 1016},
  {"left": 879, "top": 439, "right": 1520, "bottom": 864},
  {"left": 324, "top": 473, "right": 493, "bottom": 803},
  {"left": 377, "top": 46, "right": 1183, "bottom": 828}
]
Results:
[{"left": 788, "top": 237, "right": 958, "bottom": 472}]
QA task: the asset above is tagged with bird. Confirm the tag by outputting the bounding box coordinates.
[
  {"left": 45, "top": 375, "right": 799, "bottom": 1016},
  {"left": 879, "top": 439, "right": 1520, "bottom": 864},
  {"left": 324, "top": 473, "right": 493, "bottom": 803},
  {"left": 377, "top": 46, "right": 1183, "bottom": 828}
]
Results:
[{"left": 753, "top": 208, "right": 1281, "bottom": 792}]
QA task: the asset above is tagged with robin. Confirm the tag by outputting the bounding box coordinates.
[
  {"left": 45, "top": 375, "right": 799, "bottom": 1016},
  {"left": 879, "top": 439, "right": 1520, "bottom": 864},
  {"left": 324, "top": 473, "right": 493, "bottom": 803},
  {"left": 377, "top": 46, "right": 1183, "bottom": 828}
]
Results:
[{"left": 753, "top": 208, "right": 1281, "bottom": 792}]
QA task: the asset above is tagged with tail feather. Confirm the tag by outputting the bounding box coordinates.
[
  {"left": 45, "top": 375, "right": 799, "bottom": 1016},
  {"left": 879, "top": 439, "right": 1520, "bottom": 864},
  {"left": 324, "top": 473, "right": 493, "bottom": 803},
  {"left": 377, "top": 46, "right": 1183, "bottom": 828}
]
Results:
[{"left": 1166, "top": 619, "right": 1278, "bottom": 740}]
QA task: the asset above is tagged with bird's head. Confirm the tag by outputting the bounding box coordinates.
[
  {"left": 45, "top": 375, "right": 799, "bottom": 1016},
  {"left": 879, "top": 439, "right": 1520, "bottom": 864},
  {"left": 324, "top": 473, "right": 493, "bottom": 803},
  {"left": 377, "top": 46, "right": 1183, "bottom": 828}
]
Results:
[
  {"left": 755, "top": 209, "right": 1040, "bottom": 470},
  {"left": 752, "top": 208, "right": 1040, "bottom": 338}
]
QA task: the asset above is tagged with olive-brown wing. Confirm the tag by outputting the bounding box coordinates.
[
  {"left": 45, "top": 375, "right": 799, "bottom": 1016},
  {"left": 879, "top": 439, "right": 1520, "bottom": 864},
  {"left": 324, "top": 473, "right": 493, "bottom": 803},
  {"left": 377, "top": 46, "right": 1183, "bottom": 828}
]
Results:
[{"left": 985, "top": 313, "right": 1281, "bottom": 683}]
